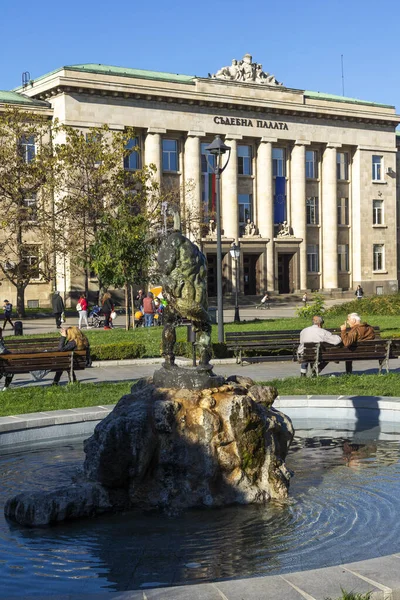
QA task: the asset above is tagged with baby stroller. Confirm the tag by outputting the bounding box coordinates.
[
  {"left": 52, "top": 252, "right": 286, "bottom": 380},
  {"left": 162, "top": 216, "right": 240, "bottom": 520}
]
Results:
[{"left": 89, "top": 305, "right": 104, "bottom": 328}]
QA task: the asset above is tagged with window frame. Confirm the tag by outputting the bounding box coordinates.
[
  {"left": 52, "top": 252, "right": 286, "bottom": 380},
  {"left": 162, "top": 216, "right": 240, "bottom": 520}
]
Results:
[
  {"left": 306, "top": 196, "right": 319, "bottom": 225},
  {"left": 372, "top": 199, "right": 384, "bottom": 225},
  {"left": 22, "top": 193, "right": 38, "bottom": 222},
  {"left": 272, "top": 147, "right": 286, "bottom": 178},
  {"left": 19, "top": 135, "right": 36, "bottom": 163},
  {"left": 21, "top": 244, "right": 41, "bottom": 280},
  {"left": 373, "top": 243, "right": 385, "bottom": 271},
  {"left": 238, "top": 193, "right": 253, "bottom": 229},
  {"left": 337, "top": 197, "right": 349, "bottom": 226},
  {"left": 124, "top": 136, "right": 141, "bottom": 171},
  {"left": 306, "top": 150, "right": 318, "bottom": 179},
  {"left": 237, "top": 145, "right": 252, "bottom": 176},
  {"left": 338, "top": 244, "right": 349, "bottom": 272},
  {"left": 337, "top": 152, "right": 349, "bottom": 181},
  {"left": 372, "top": 155, "right": 383, "bottom": 182},
  {"left": 162, "top": 139, "right": 179, "bottom": 172},
  {"left": 307, "top": 244, "right": 319, "bottom": 273}
]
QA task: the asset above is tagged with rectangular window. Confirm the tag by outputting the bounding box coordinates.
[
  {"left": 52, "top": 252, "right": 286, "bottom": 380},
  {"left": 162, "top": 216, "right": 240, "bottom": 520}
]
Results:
[
  {"left": 337, "top": 152, "right": 349, "bottom": 181},
  {"left": 238, "top": 194, "right": 253, "bottom": 229},
  {"left": 373, "top": 244, "right": 384, "bottom": 271},
  {"left": 307, "top": 244, "right": 319, "bottom": 272},
  {"left": 372, "top": 155, "right": 382, "bottom": 181},
  {"left": 337, "top": 197, "right": 349, "bottom": 225},
  {"left": 21, "top": 245, "right": 40, "bottom": 279},
  {"left": 23, "top": 193, "right": 38, "bottom": 221},
  {"left": 338, "top": 244, "right": 349, "bottom": 272},
  {"left": 162, "top": 139, "right": 178, "bottom": 172},
  {"left": 306, "top": 196, "right": 319, "bottom": 225},
  {"left": 124, "top": 137, "right": 141, "bottom": 170},
  {"left": 201, "top": 142, "right": 215, "bottom": 173},
  {"left": 306, "top": 150, "right": 318, "bottom": 179},
  {"left": 27, "top": 299, "right": 40, "bottom": 309},
  {"left": 373, "top": 199, "right": 384, "bottom": 225},
  {"left": 19, "top": 135, "right": 35, "bottom": 163},
  {"left": 272, "top": 148, "right": 286, "bottom": 177},
  {"left": 238, "top": 145, "right": 252, "bottom": 175}
]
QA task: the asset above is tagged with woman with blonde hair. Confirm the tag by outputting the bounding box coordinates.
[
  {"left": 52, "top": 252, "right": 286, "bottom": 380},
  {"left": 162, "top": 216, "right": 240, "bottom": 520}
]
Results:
[
  {"left": 101, "top": 292, "right": 114, "bottom": 330},
  {"left": 52, "top": 326, "right": 90, "bottom": 385}
]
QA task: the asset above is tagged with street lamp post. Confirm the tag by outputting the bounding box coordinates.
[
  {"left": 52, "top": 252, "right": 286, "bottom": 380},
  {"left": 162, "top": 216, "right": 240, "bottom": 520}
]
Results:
[
  {"left": 230, "top": 241, "right": 241, "bottom": 323},
  {"left": 205, "top": 136, "right": 231, "bottom": 343}
]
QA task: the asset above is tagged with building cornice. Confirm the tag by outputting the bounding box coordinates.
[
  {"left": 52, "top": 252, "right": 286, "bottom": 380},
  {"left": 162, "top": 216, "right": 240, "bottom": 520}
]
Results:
[{"left": 19, "top": 69, "right": 400, "bottom": 129}]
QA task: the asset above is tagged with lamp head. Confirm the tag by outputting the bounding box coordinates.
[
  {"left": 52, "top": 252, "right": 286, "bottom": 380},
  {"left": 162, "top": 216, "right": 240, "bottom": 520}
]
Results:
[{"left": 204, "top": 135, "right": 231, "bottom": 156}]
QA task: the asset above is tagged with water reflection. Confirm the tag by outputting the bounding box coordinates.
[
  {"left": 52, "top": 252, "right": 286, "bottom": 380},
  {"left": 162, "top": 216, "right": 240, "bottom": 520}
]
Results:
[{"left": 1, "top": 430, "right": 400, "bottom": 595}]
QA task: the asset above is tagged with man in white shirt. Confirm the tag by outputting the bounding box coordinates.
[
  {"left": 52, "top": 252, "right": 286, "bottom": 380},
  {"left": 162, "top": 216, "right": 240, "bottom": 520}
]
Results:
[{"left": 298, "top": 315, "right": 341, "bottom": 377}]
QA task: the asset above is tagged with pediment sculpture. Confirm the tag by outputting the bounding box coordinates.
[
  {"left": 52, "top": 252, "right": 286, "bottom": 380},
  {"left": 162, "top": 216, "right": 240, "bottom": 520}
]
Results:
[{"left": 209, "top": 54, "right": 283, "bottom": 86}]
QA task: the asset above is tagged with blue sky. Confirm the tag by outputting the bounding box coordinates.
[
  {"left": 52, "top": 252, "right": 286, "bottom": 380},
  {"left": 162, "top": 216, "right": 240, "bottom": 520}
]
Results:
[{"left": 1, "top": 0, "right": 399, "bottom": 109}]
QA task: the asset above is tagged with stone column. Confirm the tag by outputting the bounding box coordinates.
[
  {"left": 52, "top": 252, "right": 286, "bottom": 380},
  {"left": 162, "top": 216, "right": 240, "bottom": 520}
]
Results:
[
  {"left": 144, "top": 128, "right": 165, "bottom": 186},
  {"left": 322, "top": 143, "right": 340, "bottom": 289},
  {"left": 184, "top": 132, "right": 204, "bottom": 239},
  {"left": 257, "top": 137, "right": 276, "bottom": 291},
  {"left": 291, "top": 141, "right": 310, "bottom": 290},
  {"left": 221, "top": 136, "right": 241, "bottom": 241}
]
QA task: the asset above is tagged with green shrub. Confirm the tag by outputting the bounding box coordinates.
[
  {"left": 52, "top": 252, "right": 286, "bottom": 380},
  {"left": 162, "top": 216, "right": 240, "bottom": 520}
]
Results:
[
  {"left": 326, "top": 293, "right": 400, "bottom": 317},
  {"left": 91, "top": 342, "right": 150, "bottom": 360},
  {"left": 296, "top": 293, "right": 326, "bottom": 319}
]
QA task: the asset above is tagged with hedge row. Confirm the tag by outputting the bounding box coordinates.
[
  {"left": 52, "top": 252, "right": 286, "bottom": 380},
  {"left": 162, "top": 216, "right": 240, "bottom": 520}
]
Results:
[
  {"left": 325, "top": 293, "right": 400, "bottom": 317},
  {"left": 89, "top": 340, "right": 292, "bottom": 361}
]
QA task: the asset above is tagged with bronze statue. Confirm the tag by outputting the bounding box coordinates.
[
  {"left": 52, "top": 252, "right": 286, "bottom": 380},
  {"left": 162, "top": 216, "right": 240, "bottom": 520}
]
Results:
[{"left": 157, "top": 211, "right": 212, "bottom": 368}]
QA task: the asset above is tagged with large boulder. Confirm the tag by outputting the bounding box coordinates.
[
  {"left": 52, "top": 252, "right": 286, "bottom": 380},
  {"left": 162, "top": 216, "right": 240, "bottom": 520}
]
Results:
[{"left": 5, "top": 376, "right": 294, "bottom": 526}]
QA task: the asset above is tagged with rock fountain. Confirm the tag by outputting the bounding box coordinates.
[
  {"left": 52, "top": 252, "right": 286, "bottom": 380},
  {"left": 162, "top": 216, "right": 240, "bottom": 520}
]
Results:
[{"left": 4, "top": 214, "right": 294, "bottom": 527}]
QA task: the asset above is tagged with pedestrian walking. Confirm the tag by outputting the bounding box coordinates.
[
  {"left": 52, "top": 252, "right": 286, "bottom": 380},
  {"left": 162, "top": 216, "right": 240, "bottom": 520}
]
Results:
[
  {"left": 76, "top": 293, "right": 89, "bottom": 329},
  {"left": 302, "top": 293, "right": 308, "bottom": 306},
  {"left": 355, "top": 285, "right": 364, "bottom": 300},
  {"left": 2, "top": 300, "right": 14, "bottom": 330},
  {"left": 101, "top": 292, "right": 114, "bottom": 330},
  {"left": 52, "top": 291, "right": 65, "bottom": 329},
  {"left": 143, "top": 292, "right": 156, "bottom": 327}
]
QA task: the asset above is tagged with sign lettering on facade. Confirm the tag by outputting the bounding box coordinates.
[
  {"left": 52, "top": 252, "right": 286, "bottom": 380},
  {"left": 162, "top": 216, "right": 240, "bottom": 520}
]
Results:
[{"left": 213, "top": 115, "right": 289, "bottom": 130}]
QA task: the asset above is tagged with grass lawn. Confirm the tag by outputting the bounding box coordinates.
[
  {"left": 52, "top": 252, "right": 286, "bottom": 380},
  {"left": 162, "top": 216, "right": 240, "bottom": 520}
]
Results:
[
  {"left": 0, "top": 381, "right": 135, "bottom": 417},
  {"left": 1, "top": 373, "right": 400, "bottom": 418}
]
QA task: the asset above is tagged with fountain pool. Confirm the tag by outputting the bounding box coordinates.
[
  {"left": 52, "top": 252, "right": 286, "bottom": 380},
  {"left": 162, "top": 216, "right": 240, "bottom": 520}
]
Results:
[{"left": 1, "top": 423, "right": 400, "bottom": 596}]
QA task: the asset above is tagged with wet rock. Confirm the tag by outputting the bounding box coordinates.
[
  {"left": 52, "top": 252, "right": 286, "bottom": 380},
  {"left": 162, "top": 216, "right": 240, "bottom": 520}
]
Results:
[{"left": 5, "top": 376, "right": 294, "bottom": 527}]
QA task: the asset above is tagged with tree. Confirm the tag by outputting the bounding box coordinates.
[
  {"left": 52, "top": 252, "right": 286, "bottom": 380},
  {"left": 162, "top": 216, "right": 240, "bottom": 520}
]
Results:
[
  {"left": 0, "top": 106, "right": 55, "bottom": 316},
  {"left": 89, "top": 166, "right": 160, "bottom": 329},
  {"left": 53, "top": 124, "right": 140, "bottom": 297}
]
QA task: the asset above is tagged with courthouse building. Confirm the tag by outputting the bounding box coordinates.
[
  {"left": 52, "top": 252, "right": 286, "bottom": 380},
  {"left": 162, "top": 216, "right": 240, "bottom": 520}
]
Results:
[{"left": 2, "top": 54, "right": 400, "bottom": 303}]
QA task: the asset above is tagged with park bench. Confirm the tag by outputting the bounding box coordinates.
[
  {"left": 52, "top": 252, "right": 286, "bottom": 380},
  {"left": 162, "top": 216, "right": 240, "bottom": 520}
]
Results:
[
  {"left": 301, "top": 337, "right": 399, "bottom": 376},
  {"left": 226, "top": 327, "right": 381, "bottom": 365},
  {"left": 0, "top": 349, "right": 87, "bottom": 385}
]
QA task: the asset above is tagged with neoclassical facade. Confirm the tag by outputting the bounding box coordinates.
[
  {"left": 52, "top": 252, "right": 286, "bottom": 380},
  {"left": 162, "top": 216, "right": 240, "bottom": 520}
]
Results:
[{"left": 2, "top": 55, "right": 400, "bottom": 303}]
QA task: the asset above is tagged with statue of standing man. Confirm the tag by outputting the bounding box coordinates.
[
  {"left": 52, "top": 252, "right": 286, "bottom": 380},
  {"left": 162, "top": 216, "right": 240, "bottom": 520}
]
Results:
[{"left": 157, "top": 212, "right": 212, "bottom": 368}]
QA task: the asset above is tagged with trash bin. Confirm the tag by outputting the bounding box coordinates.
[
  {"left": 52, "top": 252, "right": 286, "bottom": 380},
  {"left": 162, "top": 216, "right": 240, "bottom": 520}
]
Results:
[
  {"left": 208, "top": 307, "right": 217, "bottom": 325},
  {"left": 14, "top": 321, "right": 23, "bottom": 336}
]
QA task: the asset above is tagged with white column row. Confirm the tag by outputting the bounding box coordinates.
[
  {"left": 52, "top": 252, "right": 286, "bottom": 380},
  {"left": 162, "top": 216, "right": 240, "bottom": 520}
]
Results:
[{"left": 144, "top": 130, "right": 341, "bottom": 291}]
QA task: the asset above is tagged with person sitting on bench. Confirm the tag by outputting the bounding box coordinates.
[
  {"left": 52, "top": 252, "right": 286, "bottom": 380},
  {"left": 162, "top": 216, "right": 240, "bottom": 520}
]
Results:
[
  {"left": 52, "top": 326, "right": 90, "bottom": 385},
  {"left": 340, "top": 312, "right": 375, "bottom": 374},
  {"left": 298, "top": 315, "right": 341, "bottom": 377},
  {"left": 0, "top": 327, "right": 13, "bottom": 390}
]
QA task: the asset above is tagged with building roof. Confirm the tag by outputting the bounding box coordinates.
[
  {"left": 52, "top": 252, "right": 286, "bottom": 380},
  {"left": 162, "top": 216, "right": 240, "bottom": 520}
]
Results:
[
  {"left": 13, "top": 63, "right": 395, "bottom": 110},
  {"left": 0, "top": 90, "right": 50, "bottom": 107},
  {"left": 304, "top": 90, "right": 394, "bottom": 109},
  {"left": 18, "top": 63, "right": 196, "bottom": 87}
]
